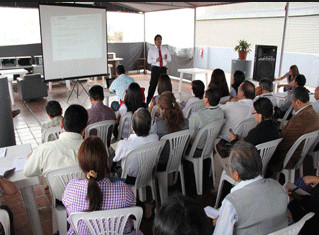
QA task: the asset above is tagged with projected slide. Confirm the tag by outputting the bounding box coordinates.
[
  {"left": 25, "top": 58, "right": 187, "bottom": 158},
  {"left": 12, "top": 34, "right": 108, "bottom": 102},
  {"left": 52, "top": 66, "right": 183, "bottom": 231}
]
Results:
[{"left": 39, "top": 4, "right": 108, "bottom": 81}]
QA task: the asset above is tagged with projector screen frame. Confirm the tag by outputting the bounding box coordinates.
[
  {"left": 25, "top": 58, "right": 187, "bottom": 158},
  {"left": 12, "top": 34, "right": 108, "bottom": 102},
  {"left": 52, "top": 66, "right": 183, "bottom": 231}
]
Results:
[{"left": 38, "top": 3, "right": 109, "bottom": 82}]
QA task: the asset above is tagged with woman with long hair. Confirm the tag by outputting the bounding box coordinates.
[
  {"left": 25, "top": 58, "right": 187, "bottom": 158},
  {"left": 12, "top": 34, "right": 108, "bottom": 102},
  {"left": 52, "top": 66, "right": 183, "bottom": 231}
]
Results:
[
  {"left": 149, "top": 74, "right": 172, "bottom": 114},
  {"left": 151, "top": 91, "right": 189, "bottom": 170},
  {"left": 62, "top": 136, "right": 138, "bottom": 234},
  {"left": 230, "top": 70, "right": 245, "bottom": 98},
  {"left": 275, "top": 65, "right": 300, "bottom": 92},
  {"left": 208, "top": 68, "right": 230, "bottom": 98}
]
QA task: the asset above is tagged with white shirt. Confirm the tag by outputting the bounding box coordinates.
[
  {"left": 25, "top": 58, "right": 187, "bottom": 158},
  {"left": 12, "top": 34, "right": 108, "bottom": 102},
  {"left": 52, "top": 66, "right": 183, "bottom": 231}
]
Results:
[
  {"left": 113, "top": 133, "right": 159, "bottom": 177},
  {"left": 254, "top": 92, "right": 277, "bottom": 107},
  {"left": 182, "top": 97, "right": 201, "bottom": 117},
  {"left": 219, "top": 99, "right": 254, "bottom": 141},
  {"left": 312, "top": 100, "right": 319, "bottom": 114},
  {"left": 147, "top": 45, "right": 171, "bottom": 67}
]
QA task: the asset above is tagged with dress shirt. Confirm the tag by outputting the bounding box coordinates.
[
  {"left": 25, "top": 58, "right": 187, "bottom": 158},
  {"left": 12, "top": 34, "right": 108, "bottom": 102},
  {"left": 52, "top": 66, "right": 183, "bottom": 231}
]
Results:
[
  {"left": 147, "top": 45, "right": 171, "bottom": 67},
  {"left": 219, "top": 99, "right": 254, "bottom": 142},
  {"left": 312, "top": 100, "right": 319, "bottom": 114},
  {"left": 41, "top": 116, "right": 63, "bottom": 143},
  {"left": 254, "top": 92, "right": 277, "bottom": 107},
  {"left": 113, "top": 133, "right": 159, "bottom": 177},
  {"left": 230, "top": 87, "right": 237, "bottom": 98},
  {"left": 182, "top": 97, "right": 201, "bottom": 117},
  {"left": 280, "top": 91, "right": 292, "bottom": 112},
  {"left": 87, "top": 101, "right": 116, "bottom": 126},
  {"left": 109, "top": 74, "right": 135, "bottom": 101},
  {"left": 62, "top": 177, "right": 140, "bottom": 235}
]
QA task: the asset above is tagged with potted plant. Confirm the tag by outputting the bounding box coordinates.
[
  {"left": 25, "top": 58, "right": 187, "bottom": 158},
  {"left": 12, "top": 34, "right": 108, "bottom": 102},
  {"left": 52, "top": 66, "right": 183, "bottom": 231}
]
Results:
[{"left": 234, "top": 40, "right": 252, "bottom": 60}]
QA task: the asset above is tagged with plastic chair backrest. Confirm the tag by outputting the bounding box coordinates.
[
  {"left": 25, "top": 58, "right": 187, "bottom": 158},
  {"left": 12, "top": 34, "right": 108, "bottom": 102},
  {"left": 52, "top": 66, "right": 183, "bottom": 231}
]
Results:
[
  {"left": 283, "top": 130, "right": 319, "bottom": 170},
  {"left": 121, "top": 140, "right": 165, "bottom": 189},
  {"left": 184, "top": 100, "right": 204, "bottom": 119},
  {"left": 233, "top": 117, "right": 258, "bottom": 138},
  {"left": 46, "top": 166, "right": 84, "bottom": 206},
  {"left": 267, "top": 212, "right": 314, "bottom": 235},
  {"left": 70, "top": 206, "right": 143, "bottom": 235},
  {"left": 43, "top": 126, "right": 62, "bottom": 143},
  {"left": 0, "top": 209, "right": 10, "bottom": 235},
  {"left": 279, "top": 105, "right": 293, "bottom": 129},
  {"left": 85, "top": 120, "right": 116, "bottom": 148},
  {"left": 256, "top": 138, "right": 283, "bottom": 176},
  {"left": 187, "top": 119, "right": 226, "bottom": 159},
  {"left": 151, "top": 104, "right": 159, "bottom": 124},
  {"left": 117, "top": 111, "right": 133, "bottom": 141},
  {"left": 160, "top": 129, "right": 192, "bottom": 174}
]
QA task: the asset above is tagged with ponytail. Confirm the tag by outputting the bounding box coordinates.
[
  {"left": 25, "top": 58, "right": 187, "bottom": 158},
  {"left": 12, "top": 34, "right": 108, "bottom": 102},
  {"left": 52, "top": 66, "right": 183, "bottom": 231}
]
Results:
[{"left": 86, "top": 177, "right": 103, "bottom": 211}]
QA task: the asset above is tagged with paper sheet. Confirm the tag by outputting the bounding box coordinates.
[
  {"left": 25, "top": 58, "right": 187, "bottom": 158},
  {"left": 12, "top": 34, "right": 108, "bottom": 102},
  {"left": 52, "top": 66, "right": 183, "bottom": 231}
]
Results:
[
  {"left": 0, "top": 147, "right": 7, "bottom": 158},
  {"left": 204, "top": 206, "right": 219, "bottom": 219},
  {"left": 0, "top": 167, "right": 15, "bottom": 177},
  {"left": 283, "top": 181, "right": 310, "bottom": 196},
  {"left": 111, "top": 142, "right": 118, "bottom": 151},
  {"left": 13, "top": 156, "right": 28, "bottom": 172}
]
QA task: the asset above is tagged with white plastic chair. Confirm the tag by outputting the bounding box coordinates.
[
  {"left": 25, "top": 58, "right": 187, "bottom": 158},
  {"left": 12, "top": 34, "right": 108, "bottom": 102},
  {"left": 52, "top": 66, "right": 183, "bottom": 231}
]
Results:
[
  {"left": 85, "top": 120, "right": 116, "bottom": 157},
  {"left": 214, "top": 138, "right": 283, "bottom": 208},
  {"left": 69, "top": 206, "right": 143, "bottom": 235},
  {"left": 267, "top": 212, "right": 314, "bottom": 235},
  {"left": 121, "top": 140, "right": 165, "bottom": 206},
  {"left": 46, "top": 166, "right": 84, "bottom": 235},
  {"left": 151, "top": 104, "right": 159, "bottom": 124},
  {"left": 308, "top": 133, "right": 319, "bottom": 169},
  {"left": 156, "top": 129, "right": 192, "bottom": 204},
  {"left": 219, "top": 95, "right": 230, "bottom": 104},
  {"left": 183, "top": 100, "right": 204, "bottom": 119},
  {"left": 276, "top": 130, "right": 319, "bottom": 183},
  {"left": 184, "top": 120, "right": 225, "bottom": 195},
  {"left": 233, "top": 117, "right": 258, "bottom": 138},
  {"left": 0, "top": 209, "right": 10, "bottom": 235},
  {"left": 277, "top": 105, "right": 293, "bottom": 129},
  {"left": 117, "top": 111, "right": 133, "bottom": 141},
  {"left": 43, "top": 126, "right": 62, "bottom": 143}
]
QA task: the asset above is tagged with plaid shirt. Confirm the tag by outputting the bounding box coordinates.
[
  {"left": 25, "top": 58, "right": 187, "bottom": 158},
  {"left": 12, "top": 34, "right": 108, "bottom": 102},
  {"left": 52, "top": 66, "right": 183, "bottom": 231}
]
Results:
[
  {"left": 87, "top": 102, "right": 116, "bottom": 126},
  {"left": 62, "top": 177, "right": 141, "bottom": 235}
]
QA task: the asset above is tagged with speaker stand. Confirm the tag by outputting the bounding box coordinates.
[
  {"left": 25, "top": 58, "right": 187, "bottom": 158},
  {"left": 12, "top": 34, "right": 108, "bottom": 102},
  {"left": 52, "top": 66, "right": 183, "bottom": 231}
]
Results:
[{"left": 67, "top": 79, "right": 89, "bottom": 103}]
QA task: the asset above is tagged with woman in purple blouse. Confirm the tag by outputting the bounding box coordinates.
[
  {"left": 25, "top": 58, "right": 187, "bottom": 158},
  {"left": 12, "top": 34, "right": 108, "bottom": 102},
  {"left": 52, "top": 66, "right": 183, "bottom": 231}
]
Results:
[{"left": 62, "top": 136, "right": 140, "bottom": 235}]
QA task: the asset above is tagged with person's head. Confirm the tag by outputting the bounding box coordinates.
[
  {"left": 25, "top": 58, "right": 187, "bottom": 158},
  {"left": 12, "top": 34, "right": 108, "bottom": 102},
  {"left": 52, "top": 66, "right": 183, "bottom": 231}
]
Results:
[
  {"left": 253, "top": 97, "right": 273, "bottom": 123},
  {"left": 153, "top": 193, "right": 213, "bottom": 235},
  {"left": 231, "top": 70, "right": 245, "bottom": 92},
  {"left": 291, "top": 86, "right": 310, "bottom": 112},
  {"left": 315, "top": 86, "right": 319, "bottom": 101},
  {"left": 289, "top": 65, "right": 299, "bottom": 78},
  {"left": 228, "top": 141, "right": 262, "bottom": 182},
  {"left": 62, "top": 104, "right": 88, "bottom": 135},
  {"left": 238, "top": 81, "right": 255, "bottom": 100},
  {"left": 132, "top": 107, "right": 151, "bottom": 137},
  {"left": 45, "top": 100, "right": 62, "bottom": 119},
  {"left": 157, "top": 74, "right": 172, "bottom": 95},
  {"left": 157, "top": 91, "right": 185, "bottom": 133},
  {"left": 154, "top": 34, "right": 162, "bottom": 48},
  {"left": 191, "top": 80, "right": 205, "bottom": 99},
  {"left": 78, "top": 136, "right": 110, "bottom": 212},
  {"left": 294, "top": 74, "right": 306, "bottom": 87},
  {"left": 116, "top": 64, "right": 125, "bottom": 75},
  {"left": 258, "top": 78, "right": 273, "bottom": 93},
  {"left": 209, "top": 68, "right": 230, "bottom": 97},
  {"left": 204, "top": 86, "right": 220, "bottom": 107},
  {"left": 125, "top": 82, "right": 145, "bottom": 113},
  {"left": 88, "top": 85, "right": 104, "bottom": 102}
]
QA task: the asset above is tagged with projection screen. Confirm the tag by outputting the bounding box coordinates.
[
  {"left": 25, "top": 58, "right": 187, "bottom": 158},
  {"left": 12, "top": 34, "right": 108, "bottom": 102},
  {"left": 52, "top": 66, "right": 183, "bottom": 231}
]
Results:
[{"left": 39, "top": 4, "right": 108, "bottom": 81}]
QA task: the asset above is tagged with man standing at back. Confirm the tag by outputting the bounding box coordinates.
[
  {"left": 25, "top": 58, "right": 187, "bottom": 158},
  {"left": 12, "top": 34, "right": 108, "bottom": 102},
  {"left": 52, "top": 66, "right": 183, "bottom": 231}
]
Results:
[
  {"left": 87, "top": 85, "right": 116, "bottom": 126},
  {"left": 147, "top": 34, "right": 171, "bottom": 105}
]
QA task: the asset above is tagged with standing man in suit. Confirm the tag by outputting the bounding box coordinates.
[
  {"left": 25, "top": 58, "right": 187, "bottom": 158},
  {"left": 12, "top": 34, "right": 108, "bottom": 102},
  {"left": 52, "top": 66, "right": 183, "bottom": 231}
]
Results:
[{"left": 147, "top": 34, "right": 171, "bottom": 105}]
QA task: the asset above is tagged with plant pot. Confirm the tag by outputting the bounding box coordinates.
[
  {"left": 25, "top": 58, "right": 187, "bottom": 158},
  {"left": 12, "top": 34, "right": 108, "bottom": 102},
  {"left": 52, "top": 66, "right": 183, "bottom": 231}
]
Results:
[{"left": 238, "top": 51, "right": 248, "bottom": 60}]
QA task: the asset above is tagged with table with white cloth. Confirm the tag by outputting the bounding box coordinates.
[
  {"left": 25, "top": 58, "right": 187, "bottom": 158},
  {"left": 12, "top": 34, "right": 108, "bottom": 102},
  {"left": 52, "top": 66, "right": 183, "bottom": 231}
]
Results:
[
  {"left": 0, "top": 69, "right": 28, "bottom": 105},
  {"left": 177, "top": 68, "right": 212, "bottom": 93}
]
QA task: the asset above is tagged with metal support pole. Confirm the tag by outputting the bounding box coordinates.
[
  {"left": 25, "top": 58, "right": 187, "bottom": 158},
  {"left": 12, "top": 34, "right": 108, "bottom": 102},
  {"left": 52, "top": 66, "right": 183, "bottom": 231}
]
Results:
[
  {"left": 193, "top": 8, "right": 196, "bottom": 68},
  {"left": 278, "top": 2, "right": 289, "bottom": 77}
]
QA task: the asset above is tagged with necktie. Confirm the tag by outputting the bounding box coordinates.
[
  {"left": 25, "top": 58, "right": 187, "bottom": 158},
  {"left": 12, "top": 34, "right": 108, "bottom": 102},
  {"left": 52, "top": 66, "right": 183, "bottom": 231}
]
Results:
[{"left": 158, "top": 47, "right": 163, "bottom": 67}]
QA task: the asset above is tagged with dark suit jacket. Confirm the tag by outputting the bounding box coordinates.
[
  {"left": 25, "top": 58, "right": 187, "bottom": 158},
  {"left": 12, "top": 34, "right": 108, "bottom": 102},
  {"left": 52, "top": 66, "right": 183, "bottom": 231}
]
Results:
[{"left": 270, "top": 105, "right": 319, "bottom": 172}]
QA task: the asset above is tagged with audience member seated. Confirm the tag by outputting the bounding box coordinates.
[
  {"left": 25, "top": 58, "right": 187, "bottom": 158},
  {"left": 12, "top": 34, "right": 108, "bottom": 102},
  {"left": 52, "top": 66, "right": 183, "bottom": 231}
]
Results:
[
  {"left": 41, "top": 100, "right": 63, "bottom": 143},
  {"left": 189, "top": 86, "right": 224, "bottom": 150},
  {"left": 217, "top": 80, "right": 255, "bottom": 142},
  {"left": 109, "top": 64, "right": 135, "bottom": 111},
  {"left": 112, "top": 108, "right": 158, "bottom": 183},
  {"left": 267, "top": 87, "right": 319, "bottom": 175},
  {"left": 312, "top": 86, "right": 319, "bottom": 114},
  {"left": 254, "top": 78, "right": 277, "bottom": 107},
  {"left": 87, "top": 85, "right": 116, "bottom": 126},
  {"left": 62, "top": 136, "right": 139, "bottom": 235},
  {"left": 149, "top": 74, "right": 172, "bottom": 116},
  {"left": 114, "top": 82, "right": 147, "bottom": 140},
  {"left": 229, "top": 70, "right": 245, "bottom": 98},
  {"left": 180, "top": 80, "right": 205, "bottom": 118},
  {"left": 150, "top": 91, "right": 189, "bottom": 171},
  {"left": 208, "top": 68, "right": 230, "bottom": 98},
  {"left": 275, "top": 65, "right": 299, "bottom": 92},
  {"left": 213, "top": 141, "right": 288, "bottom": 235},
  {"left": 153, "top": 193, "right": 213, "bottom": 235},
  {"left": 24, "top": 104, "right": 88, "bottom": 196},
  {"left": 287, "top": 175, "right": 319, "bottom": 235},
  {"left": 0, "top": 179, "right": 17, "bottom": 234}
]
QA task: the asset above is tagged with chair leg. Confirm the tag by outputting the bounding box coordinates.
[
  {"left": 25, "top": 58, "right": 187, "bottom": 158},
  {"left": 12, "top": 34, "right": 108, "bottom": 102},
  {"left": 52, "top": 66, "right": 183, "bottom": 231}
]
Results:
[
  {"left": 179, "top": 165, "right": 186, "bottom": 195},
  {"left": 299, "top": 164, "right": 303, "bottom": 179},
  {"left": 210, "top": 156, "right": 216, "bottom": 188},
  {"left": 138, "top": 187, "right": 147, "bottom": 202},
  {"left": 214, "top": 171, "right": 226, "bottom": 209},
  {"left": 55, "top": 208, "right": 68, "bottom": 235},
  {"left": 157, "top": 173, "right": 168, "bottom": 205},
  {"left": 193, "top": 159, "right": 203, "bottom": 195}
]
